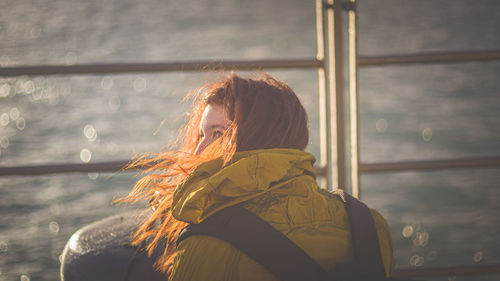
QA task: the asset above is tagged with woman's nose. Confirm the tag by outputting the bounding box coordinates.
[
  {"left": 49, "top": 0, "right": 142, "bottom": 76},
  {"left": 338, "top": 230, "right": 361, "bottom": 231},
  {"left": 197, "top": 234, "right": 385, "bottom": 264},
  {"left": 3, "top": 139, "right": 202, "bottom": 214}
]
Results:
[{"left": 194, "top": 139, "right": 208, "bottom": 155}]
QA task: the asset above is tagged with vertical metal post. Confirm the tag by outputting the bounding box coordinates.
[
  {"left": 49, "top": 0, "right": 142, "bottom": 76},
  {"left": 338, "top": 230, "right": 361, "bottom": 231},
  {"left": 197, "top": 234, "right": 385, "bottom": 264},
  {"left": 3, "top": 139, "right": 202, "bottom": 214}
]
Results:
[
  {"left": 317, "top": 0, "right": 348, "bottom": 191},
  {"left": 331, "top": 0, "right": 347, "bottom": 190},
  {"left": 316, "top": 0, "right": 329, "bottom": 189},
  {"left": 347, "top": 0, "right": 360, "bottom": 198}
]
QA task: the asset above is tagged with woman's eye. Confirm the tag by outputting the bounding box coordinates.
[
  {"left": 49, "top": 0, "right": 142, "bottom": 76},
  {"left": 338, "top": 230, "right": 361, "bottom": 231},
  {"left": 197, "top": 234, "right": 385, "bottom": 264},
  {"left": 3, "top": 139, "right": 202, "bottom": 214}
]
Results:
[{"left": 213, "top": 131, "right": 223, "bottom": 139}]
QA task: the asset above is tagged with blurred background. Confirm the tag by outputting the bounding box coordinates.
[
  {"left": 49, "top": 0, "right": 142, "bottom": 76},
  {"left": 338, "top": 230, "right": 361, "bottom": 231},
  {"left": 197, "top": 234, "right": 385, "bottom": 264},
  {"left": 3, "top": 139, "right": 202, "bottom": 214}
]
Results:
[{"left": 0, "top": 0, "right": 499, "bottom": 280}]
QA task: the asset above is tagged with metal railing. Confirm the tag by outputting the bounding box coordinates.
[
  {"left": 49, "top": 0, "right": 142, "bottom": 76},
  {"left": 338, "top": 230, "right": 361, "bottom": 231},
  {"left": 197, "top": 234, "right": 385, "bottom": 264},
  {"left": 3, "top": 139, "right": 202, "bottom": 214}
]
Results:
[
  {"left": 1, "top": 49, "right": 499, "bottom": 77},
  {"left": 1, "top": 0, "right": 500, "bottom": 278},
  {"left": 2, "top": 155, "right": 500, "bottom": 177},
  {"left": 0, "top": 58, "right": 322, "bottom": 76},
  {"left": 393, "top": 263, "right": 500, "bottom": 278}
]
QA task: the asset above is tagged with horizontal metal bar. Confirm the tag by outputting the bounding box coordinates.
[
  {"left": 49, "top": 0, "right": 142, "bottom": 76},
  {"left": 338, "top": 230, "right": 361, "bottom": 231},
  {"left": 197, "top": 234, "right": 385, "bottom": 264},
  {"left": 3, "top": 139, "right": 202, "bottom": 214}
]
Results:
[
  {"left": 359, "top": 49, "right": 500, "bottom": 66},
  {"left": 0, "top": 160, "right": 130, "bottom": 176},
  {"left": 393, "top": 263, "right": 500, "bottom": 278},
  {"left": 1, "top": 156, "right": 499, "bottom": 177},
  {"left": 360, "top": 156, "right": 500, "bottom": 173},
  {"left": 0, "top": 58, "right": 323, "bottom": 77},
  {"left": 0, "top": 160, "right": 327, "bottom": 177},
  {"left": 1, "top": 49, "right": 498, "bottom": 77}
]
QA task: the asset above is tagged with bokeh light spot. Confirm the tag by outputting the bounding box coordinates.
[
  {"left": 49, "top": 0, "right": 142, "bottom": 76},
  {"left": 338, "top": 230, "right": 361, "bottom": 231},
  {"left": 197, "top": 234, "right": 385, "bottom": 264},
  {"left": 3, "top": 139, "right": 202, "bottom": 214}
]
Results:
[
  {"left": 0, "top": 240, "right": 8, "bottom": 252},
  {"left": 133, "top": 77, "right": 147, "bottom": 92},
  {"left": 16, "top": 117, "right": 26, "bottom": 130},
  {"left": 23, "top": 80, "right": 35, "bottom": 94},
  {"left": 473, "top": 251, "right": 483, "bottom": 263},
  {"left": 0, "top": 113, "right": 10, "bottom": 126},
  {"left": 0, "top": 84, "right": 11, "bottom": 97},
  {"left": 83, "top": 125, "right": 97, "bottom": 142},
  {"left": 421, "top": 127, "right": 432, "bottom": 142},
  {"left": 101, "top": 76, "right": 114, "bottom": 90},
  {"left": 402, "top": 225, "right": 414, "bottom": 238},
  {"left": 49, "top": 221, "right": 60, "bottom": 234},
  {"left": 413, "top": 231, "right": 429, "bottom": 247},
  {"left": 80, "top": 148, "right": 92, "bottom": 163},
  {"left": 9, "top": 108, "right": 20, "bottom": 120},
  {"left": 409, "top": 255, "right": 424, "bottom": 267},
  {"left": 0, "top": 136, "right": 9, "bottom": 149}
]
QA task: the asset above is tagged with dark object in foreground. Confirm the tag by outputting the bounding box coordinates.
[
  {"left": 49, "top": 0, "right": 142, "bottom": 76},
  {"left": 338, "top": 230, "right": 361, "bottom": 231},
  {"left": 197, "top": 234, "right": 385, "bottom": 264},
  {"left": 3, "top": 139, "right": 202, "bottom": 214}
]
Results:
[
  {"left": 61, "top": 191, "right": 419, "bottom": 281},
  {"left": 60, "top": 213, "right": 166, "bottom": 281}
]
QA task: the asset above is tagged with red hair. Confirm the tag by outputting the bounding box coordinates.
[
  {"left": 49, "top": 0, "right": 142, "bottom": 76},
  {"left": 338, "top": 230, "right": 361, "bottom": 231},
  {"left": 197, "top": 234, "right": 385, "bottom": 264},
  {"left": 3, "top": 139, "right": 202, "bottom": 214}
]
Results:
[{"left": 123, "top": 72, "right": 309, "bottom": 274}]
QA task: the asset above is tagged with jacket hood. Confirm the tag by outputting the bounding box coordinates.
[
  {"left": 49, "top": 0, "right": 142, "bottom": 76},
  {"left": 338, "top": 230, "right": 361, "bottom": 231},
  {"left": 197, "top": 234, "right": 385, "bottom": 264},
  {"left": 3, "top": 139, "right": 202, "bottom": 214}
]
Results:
[{"left": 171, "top": 148, "right": 316, "bottom": 223}]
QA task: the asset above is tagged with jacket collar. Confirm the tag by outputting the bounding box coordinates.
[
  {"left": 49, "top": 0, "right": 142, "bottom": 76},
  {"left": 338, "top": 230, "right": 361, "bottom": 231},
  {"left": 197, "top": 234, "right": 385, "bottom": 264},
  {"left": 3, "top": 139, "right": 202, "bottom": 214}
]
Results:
[{"left": 172, "top": 148, "right": 316, "bottom": 223}]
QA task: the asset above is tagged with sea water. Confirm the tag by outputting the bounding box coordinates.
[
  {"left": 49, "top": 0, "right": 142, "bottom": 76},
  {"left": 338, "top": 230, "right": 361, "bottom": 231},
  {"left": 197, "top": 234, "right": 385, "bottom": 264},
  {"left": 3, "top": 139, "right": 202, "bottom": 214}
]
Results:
[{"left": 0, "top": 0, "right": 499, "bottom": 280}]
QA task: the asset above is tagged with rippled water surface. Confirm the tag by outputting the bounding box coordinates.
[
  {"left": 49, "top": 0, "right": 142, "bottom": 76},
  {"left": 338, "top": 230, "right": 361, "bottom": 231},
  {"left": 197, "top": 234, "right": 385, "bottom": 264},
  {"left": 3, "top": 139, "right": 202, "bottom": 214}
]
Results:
[{"left": 1, "top": 0, "right": 500, "bottom": 280}]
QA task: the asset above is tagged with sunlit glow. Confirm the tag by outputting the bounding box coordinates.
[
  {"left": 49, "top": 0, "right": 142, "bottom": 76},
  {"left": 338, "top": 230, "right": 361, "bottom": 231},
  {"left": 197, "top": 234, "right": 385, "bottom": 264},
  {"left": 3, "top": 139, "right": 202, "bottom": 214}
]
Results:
[
  {"left": 409, "top": 254, "right": 424, "bottom": 267},
  {"left": 83, "top": 124, "right": 97, "bottom": 142},
  {"left": 9, "top": 108, "right": 20, "bottom": 120},
  {"left": 375, "top": 119, "right": 388, "bottom": 133},
  {"left": 49, "top": 221, "right": 60, "bottom": 234},
  {"left": 101, "top": 76, "right": 114, "bottom": 90},
  {"left": 80, "top": 148, "right": 92, "bottom": 163},
  {"left": 68, "top": 229, "right": 83, "bottom": 254},
  {"left": 421, "top": 127, "right": 432, "bottom": 142},
  {"left": 133, "top": 77, "right": 147, "bottom": 92},
  {"left": 0, "top": 113, "right": 9, "bottom": 126},
  {"left": 0, "top": 136, "right": 9, "bottom": 149},
  {"left": 16, "top": 117, "right": 26, "bottom": 130}
]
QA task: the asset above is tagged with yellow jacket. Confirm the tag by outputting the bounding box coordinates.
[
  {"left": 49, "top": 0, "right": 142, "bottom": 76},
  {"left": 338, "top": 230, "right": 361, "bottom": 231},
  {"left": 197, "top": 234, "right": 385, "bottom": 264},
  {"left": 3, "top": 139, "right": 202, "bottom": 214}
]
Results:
[{"left": 170, "top": 149, "right": 394, "bottom": 281}]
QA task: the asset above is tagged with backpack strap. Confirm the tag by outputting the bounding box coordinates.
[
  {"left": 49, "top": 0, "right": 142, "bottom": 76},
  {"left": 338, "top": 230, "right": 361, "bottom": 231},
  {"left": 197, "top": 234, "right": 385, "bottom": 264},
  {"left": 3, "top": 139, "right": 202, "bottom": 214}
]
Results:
[
  {"left": 341, "top": 191, "right": 387, "bottom": 280},
  {"left": 176, "top": 205, "right": 330, "bottom": 281},
  {"left": 176, "top": 191, "right": 387, "bottom": 281}
]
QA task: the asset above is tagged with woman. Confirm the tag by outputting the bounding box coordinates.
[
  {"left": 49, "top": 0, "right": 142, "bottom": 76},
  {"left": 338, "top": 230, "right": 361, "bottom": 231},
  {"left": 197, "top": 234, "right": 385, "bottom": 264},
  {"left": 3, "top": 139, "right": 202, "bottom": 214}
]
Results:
[
  {"left": 60, "top": 73, "right": 394, "bottom": 281},
  {"left": 125, "top": 72, "right": 394, "bottom": 280}
]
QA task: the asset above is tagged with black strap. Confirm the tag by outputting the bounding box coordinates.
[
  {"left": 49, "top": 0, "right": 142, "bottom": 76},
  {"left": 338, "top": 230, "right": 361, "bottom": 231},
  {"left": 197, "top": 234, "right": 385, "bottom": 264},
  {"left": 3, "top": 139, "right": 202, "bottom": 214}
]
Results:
[
  {"left": 343, "top": 192, "right": 386, "bottom": 279},
  {"left": 177, "top": 206, "right": 330, "bottom": 281},
  {"left": 176, "top": 192, "right": 387, "bottom": 281}
]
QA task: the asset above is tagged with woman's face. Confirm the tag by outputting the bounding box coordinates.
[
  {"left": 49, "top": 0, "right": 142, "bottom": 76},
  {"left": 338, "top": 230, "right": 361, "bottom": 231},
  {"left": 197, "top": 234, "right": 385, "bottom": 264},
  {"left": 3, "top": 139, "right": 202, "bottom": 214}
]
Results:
[{"left": 194, "top": 104, "right": 230, "bottom": 154}]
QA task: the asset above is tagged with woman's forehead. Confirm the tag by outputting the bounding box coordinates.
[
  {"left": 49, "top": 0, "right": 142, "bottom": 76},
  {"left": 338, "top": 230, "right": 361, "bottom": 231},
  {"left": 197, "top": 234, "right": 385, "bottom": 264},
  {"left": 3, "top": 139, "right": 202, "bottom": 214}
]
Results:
[{"left": 200, "top": 104, "right": 229, "bottom": 129}]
